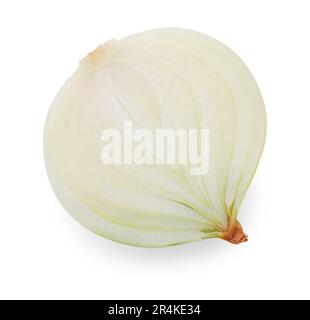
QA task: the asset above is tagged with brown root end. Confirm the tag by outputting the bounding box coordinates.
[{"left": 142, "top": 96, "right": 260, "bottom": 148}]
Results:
[{"left": 221, "top": 219, "right": 248, "bottom": 245}]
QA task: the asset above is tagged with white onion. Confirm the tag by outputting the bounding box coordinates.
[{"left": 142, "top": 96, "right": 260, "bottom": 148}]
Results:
[{"left": 44, "top": 28, "right": 266, "bottom": 247}]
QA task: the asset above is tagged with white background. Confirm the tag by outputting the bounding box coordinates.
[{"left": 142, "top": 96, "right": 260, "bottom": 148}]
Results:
[{"left": 0, "top": 0, "right": 309, "bottom": 300}]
